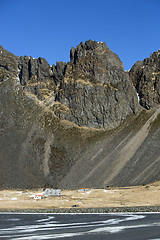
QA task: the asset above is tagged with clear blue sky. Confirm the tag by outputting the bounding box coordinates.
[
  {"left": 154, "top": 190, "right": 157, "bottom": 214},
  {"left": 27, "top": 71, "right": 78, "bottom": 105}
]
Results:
[{"left": 0, "top": 0, "right": 160, "bottom": 70}]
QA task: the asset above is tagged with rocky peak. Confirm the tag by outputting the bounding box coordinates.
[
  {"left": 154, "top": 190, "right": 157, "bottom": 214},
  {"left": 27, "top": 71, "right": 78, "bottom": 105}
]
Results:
[
  {"left": 53, "top": 40, "right": 139, "bottom": 129},
  {"left": 130, "top": 49, "right": 160, "bottom": 109},
  {"left": 0, "top": 46, "right": 19, "bottom": 85},
  {"left": 70, "top": 40, "right": 102, "bottom": 62},
  {"left": 18, "top": 56, "right": 52, "bottom": 86},
  {"left": 0, "top": 40, "right": 141, "bottom": 129},
  {"left": 69, "top": 40, "right": 124, "bottom": 85}
]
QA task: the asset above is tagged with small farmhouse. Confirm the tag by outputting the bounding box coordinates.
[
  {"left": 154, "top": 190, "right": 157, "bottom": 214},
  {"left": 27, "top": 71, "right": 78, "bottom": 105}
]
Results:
[{"left": 34, "top": 194, "right": 42, "bottom": 200}]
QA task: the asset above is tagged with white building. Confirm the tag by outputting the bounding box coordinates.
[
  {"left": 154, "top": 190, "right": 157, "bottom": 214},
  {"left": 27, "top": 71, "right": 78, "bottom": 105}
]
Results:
[
  {"left": 34, "top": 194, "right": 42, "bottom": 200},
  {"left": 43, "top": 188, "right": 61, "bottom": 197}
]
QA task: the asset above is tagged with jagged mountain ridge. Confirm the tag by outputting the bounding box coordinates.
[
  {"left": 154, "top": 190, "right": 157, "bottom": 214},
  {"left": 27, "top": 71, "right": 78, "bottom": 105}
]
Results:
[
  {"left": 1, "top": 40, "right": 140, "bottom": 129},
  {"left": 0, "top": 40, "right": 160, "bottom": 189}
]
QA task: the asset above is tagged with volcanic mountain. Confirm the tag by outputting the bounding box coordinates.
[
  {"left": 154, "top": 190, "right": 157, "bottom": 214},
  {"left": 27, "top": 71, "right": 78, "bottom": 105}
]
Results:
[{"left": 0, "top": 40, "right": 160, "bottom": 189}]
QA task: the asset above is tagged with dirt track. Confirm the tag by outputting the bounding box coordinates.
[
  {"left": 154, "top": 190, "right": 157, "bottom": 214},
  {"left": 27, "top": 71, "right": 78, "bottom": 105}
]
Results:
[{"left": 0, "top": 181, "right": 160, "bottom": 210}]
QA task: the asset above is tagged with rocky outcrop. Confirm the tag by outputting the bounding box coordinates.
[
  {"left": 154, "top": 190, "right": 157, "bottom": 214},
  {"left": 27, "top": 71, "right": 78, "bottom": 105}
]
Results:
[
  {"left": 0, "top": 46, "right": 18, "bottom": 82},
  {"left": 54, "top": 40, "right": 139, "bottom": 129},
  {"left": 4, "top": 40, "right": 139, "bottom": 129},
  {"left": 0, "top": 41, "right": 160, "bottom": 189},
  {"left": 130, "top": 49, "right": 160, "bottom": 109},
  {"left": 69, "top": 40, "right": 124, "bottom": 83}
]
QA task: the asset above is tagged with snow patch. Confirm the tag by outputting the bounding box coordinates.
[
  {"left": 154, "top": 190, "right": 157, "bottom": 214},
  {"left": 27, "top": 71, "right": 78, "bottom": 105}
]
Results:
[{"left": 136, "top": 92, "right": 140, "bottom": 102}]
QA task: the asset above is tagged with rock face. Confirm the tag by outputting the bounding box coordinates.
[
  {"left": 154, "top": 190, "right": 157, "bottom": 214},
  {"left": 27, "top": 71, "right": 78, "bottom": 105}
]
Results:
[
  {"left": 1, "top": 40, "right": 140, "bottom": 130},
  {"left": 130, "top": 50, "right": 160, "bottom": 109},
  {"left": 0, "top": 46, "right": 18, "bottom": 82},
  {"left": 55, "top": 40, "right": 139, "bottom": 129},
  {"left": 0, "top": 41, "right": 160, "bottom": 189}
]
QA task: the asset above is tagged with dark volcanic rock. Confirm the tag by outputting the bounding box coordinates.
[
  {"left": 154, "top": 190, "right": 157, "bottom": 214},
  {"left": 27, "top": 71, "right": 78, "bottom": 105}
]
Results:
[
  {"left": 54, "top": 78, "right": 138, "bottom": 129},
  {"left": 70, "top": 40, "right": 124, "bottom": 83},
  {"left": 55, "top": 61, "right": 67, "bottom": 80},
  {"left": 1, "top": 40, "right": 140, "bottom": 130},
  {"left": 18, "top": 56, "right": 56, "bottom": 100},
  {"left": 54, "top": 40, "right": 139, "bottom": 129},
  {"left": 0, "top": 41, "right": 160, "bottom": 189},
  {"left": 0, "top": 45, "right": 18, "bottom": 82},
  {"left": 130, "top": 49, "right": 160, "bottom": 109},
  {"left": 18, "top": 56, "right": 52, "bottom": 85}
]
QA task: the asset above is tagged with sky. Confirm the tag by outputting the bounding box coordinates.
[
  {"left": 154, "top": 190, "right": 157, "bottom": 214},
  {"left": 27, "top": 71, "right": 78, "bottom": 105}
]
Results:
[{"left": 0, "top": 0, "right": 160, "bottom": 70}]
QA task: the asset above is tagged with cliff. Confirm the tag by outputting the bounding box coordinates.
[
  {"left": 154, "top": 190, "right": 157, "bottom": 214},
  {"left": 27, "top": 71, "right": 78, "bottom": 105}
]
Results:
[{"left": 0, "top": 41, "right": 160, "bottom": 189}]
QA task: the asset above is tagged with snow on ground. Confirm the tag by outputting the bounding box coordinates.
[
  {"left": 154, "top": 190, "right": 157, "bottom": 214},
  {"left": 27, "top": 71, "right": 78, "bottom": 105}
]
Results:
[{"left": 136, "top": 92, "right": 140, "bottom": 102}]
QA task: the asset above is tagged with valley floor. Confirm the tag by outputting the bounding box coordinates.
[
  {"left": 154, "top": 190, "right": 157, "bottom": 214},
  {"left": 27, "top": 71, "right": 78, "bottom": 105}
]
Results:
[{"left": 0, "top": 181, "right": 160, "bottom": 210}]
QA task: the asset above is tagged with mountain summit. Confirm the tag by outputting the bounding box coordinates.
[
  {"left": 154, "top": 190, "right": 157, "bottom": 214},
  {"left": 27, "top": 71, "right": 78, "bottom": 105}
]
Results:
[{"left": 0, "top": 41, "right": 160, "bottom": 189}]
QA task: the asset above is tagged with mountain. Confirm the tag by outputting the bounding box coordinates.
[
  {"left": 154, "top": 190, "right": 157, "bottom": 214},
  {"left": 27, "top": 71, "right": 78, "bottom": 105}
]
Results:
[{"left": 0, "top": 41, "right": 160, "bottom": 189}]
